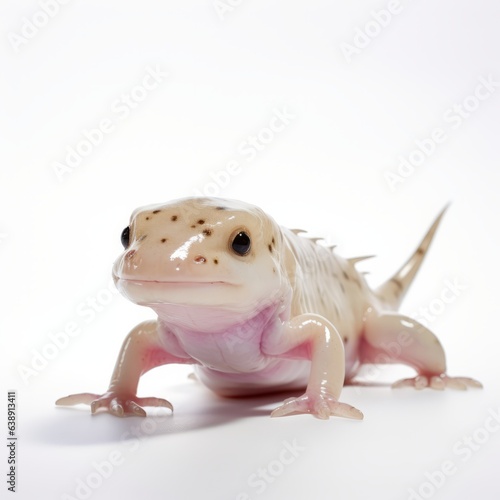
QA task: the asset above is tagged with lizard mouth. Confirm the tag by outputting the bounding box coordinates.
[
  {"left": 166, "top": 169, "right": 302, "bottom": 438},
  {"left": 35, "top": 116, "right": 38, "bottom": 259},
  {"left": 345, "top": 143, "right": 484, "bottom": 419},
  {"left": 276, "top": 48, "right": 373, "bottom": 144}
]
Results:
[{"left": 114, "top": 277, "right": 232, "bottom": 286}]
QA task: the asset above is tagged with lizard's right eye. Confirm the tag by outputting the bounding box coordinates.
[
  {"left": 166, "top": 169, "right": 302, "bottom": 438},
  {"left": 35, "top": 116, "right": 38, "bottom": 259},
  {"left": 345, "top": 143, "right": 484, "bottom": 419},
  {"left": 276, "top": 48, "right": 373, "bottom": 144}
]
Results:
[
  {"left": 231, "top": 230, "right": 251, "bottom": 256},
  {"left": 121, "top": 226, "right": 130, "bottom": 248}
]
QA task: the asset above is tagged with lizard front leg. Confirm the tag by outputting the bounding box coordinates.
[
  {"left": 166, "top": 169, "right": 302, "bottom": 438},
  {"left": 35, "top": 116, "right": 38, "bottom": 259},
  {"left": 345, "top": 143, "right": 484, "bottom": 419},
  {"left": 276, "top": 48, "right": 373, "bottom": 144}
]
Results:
[
  {"left": 262, "top": 314, "right": 363, "bottom": 420},
  {"left": 56, "top": 320, "right": 195, "bottom": 417}
]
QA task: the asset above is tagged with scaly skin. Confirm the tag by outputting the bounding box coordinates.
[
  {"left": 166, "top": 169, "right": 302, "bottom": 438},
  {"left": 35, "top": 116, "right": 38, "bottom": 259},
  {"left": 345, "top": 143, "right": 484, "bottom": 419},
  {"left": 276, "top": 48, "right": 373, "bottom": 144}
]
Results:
[{"left": 56, "top": 197, "right": 481, "bottom": 420}]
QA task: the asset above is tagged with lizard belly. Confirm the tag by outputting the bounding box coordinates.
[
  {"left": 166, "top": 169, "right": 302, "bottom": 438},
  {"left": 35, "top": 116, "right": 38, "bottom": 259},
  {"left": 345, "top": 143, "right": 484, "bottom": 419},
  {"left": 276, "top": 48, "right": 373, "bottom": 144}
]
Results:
[
  {"left": 194, "top": 359, "right": 311, "bottom": 396},
  {"left": 156, "top": 302, "right": 313, "bottom": 394}
]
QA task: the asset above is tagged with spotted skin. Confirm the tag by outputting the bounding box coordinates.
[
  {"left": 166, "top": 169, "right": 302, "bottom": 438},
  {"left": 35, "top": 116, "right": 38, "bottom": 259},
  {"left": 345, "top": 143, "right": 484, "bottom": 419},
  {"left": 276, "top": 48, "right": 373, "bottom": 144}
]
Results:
[{"left": 56, "top": 197, "right": 481, "bottom": 419}]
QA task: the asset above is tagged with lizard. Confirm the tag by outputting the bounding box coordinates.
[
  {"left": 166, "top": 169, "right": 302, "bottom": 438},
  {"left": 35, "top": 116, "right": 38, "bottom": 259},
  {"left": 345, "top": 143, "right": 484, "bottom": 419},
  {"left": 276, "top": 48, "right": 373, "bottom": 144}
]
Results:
[{"left": 56, "top": 197, "right": 481, "bottom": 420}]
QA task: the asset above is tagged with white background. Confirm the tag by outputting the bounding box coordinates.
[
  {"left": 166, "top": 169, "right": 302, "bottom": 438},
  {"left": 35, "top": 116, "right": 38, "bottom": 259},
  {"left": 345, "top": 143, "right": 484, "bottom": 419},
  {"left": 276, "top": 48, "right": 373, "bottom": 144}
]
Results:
[{"left": 1, "top": 1, "right": 500, "bottom": 499}]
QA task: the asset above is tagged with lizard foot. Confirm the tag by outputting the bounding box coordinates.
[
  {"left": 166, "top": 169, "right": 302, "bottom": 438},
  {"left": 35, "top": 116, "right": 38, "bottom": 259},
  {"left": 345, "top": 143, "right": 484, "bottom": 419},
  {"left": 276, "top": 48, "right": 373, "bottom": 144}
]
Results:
[
  {"left": 55, "top": 392, "right": 173, "bottom": 417},
  {"left": 271, "top": 392, "right": 363, "bottom": 420},
  {"left": 392, "top": 374, "right": 483, "bottom": 391}
]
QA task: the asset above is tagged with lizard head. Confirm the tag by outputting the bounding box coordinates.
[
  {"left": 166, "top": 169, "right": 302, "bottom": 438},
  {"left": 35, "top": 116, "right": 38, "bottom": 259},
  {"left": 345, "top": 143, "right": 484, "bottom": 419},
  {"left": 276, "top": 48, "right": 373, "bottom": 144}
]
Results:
[{"left": 112, "top": 197, "right": 295, "bottom": 315}]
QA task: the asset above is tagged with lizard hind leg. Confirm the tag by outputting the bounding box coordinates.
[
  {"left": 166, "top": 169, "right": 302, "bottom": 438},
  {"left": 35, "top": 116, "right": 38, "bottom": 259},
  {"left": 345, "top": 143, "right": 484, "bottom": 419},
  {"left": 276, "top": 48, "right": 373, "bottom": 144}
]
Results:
[{"left": 360, "top": 310, "right": 482, "bottom": 390}]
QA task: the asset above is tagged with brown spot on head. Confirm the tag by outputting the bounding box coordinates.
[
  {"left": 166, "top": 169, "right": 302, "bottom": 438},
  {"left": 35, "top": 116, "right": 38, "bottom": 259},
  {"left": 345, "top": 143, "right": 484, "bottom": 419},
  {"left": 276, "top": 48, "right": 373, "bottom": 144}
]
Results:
[
  {"left": 272, "top": 237, "right": 275, "bottom": 245},
  {"left": 417, "top": 248, "right": 425, "bottom": 255},
  {"left": 153, "top": 210, "right": 161, "bottom": 214},
  {"left": 203, "top": 229, "right": 212, "bottom": 236},
  {"left": 268, "top": 244, "right": 272, "bottom": 252},
  {"left": 215, "top": 206, "right": 226, "bottom": 210},
  {"left": 197, "top": 219, "right": 205, "bottom": 225},
  {"left": 171, "top": 215, "right": 178, "bottom": 221},
  {"left": 161, "top": 238, "right": 167, "bottom": 243},
  {"left": 213, "top": 258, "right": 218, "bottom": 265},
  {"left": 343, "top": 336, "right": 348, "bottom": 344},
  {"left": 145, "top": 216, "right": 150, "bottom": 220},
  {"left": 191, "top": 225, "right": 196, "bottom": 229}
]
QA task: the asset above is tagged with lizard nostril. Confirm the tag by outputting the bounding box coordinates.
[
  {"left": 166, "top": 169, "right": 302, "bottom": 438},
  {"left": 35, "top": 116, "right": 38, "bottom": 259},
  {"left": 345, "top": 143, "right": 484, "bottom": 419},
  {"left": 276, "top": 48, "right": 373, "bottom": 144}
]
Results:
[
  {"left": 194, "top": 255, "right": 206, "bottom": 264},
  {"left": 125, "top": 250, "right": 136, "bottom": 260}
]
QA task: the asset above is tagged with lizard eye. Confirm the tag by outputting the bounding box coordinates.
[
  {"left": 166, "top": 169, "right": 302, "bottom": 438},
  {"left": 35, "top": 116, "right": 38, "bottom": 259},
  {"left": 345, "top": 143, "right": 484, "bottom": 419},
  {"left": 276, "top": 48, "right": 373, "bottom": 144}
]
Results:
[
  {"left": 231, "top": 231, "right": 251, "bottom": 256},
  {"left": 121, "top": 226, "right": 130, "bottom": 248}
]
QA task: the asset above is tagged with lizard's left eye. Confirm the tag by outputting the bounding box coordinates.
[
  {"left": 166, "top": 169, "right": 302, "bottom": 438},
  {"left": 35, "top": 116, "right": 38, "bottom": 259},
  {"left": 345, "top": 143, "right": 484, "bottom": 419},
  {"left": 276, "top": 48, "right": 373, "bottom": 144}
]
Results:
[
  {"left": 231, "top": 231, "right": 251, "bottom": 256},
  {"left": 121, "top": 226, "right": 130, "bottom": 248}
]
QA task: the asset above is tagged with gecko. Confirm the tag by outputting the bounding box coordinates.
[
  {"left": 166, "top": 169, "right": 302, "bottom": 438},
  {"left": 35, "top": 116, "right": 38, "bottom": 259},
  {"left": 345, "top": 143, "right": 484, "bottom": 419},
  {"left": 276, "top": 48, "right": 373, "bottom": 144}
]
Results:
[{"left": 56, "top": 197, "right": 481, "bottom": 420}]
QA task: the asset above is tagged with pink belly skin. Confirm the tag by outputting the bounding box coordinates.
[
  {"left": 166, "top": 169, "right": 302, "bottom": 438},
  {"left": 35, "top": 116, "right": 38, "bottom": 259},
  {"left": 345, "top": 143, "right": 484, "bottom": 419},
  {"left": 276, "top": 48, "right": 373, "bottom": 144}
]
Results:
[
  {"left": 194, "top": 359, "right": 312, "bottom": 396},
  {"left": 153, "top": 300, "right": 317, "bottom": 395}
]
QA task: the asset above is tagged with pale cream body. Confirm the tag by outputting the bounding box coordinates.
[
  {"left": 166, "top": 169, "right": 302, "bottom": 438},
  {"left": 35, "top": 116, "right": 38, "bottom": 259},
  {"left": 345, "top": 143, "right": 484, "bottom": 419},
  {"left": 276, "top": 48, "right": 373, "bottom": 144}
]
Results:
[{"left": 57, "top": 197, "right": 481, "bottom": 419}]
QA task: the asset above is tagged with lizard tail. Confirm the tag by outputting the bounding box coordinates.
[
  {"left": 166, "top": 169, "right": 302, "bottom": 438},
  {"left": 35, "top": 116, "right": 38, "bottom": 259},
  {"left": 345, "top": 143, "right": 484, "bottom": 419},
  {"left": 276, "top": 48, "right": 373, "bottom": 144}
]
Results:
[{"left": 375, "top": 205, "right": 449, "bottom": 309}]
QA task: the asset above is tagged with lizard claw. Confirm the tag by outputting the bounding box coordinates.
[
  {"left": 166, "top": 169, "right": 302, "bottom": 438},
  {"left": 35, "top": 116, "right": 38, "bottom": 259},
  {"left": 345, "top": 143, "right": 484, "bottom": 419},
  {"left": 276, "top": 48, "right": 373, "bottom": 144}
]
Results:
[
  {"left": 135, "top": 397, "right": 174, "bottom": 412},
  {"left": 271, "top": 392, "right": 363, "bottom": 420},
  {"left": 56, "top": 393, "right": 100, "bottom": 406},
  {"left": 56, "top": 392, "right": 173, "bottom": 417},
  {"left": 392, "top": 374, "right": 483, "bottom": 391}
]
